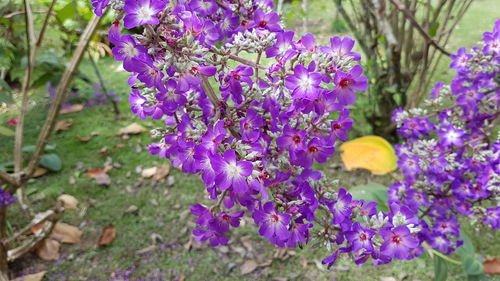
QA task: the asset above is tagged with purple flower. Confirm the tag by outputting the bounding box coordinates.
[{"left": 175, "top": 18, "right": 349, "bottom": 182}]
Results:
[
  {"left": 194, "top": 145, "right": 217, "bottom": 186},
  {"left": 209, "top": 211, "right": 245, "bottom": 232},
  {"left": 128, "top": 58, "right": 164, "bottom": 90},
  {"left": 211, "top": 149, "right": 253, "bottom": 193},
  {"left": 240, "top": 108, "right": 264, "bottom": 142},
  {"left": 345, "top": 222, "right": 375, "bottom": 252},
  {"left": 192, "top": 228, "right": 228, "bottom": 246},
  {"left": 380, "top": 226, "right": 420, "bottom": 259},
  {"left": 296, "top": 137, "right": 335, "bottom": 168},
  {"left": 483, "top": 207, "right": 500, "bottom": 230},
  {"left": 156, "top": 80, "right": 187, "bottom": 113},
  {"left": 123, "top": 0, "right": 166, "bottom": 29},
  {"left": 218, "top": 11, "right": 239, "bottom": 37},
  {"left": 329, "top": 188, "right": 352, "bottom": 224},
  {"left": 189, "top": 0, "right": 217, "bottom": 16},
  {"left": 331, "top": 109, "right": 353, "bottom": 141},
  {"left": 221, "top": 66, "right": 253, "bottom": 104},
  {"left": 129, "top": 89, "right": 148, "bottom": 119},
  {"left": 449, "top": 47, "right": 472, "bottom": 70},
  {"left": 333, "top": 65, "right": 368, "bottom": 105},
  {"left": 287, "top": 223, "right": 312, "bottom": 247},
  {"left": 190, "top": 204, "right": 212, "bottom": 226},
  {"left": 276, "top": 125, "right": 306, "bottom": 152},
  {"left": 320, "top": 36, "right": 360, "bottom": 60},
  {"left": 285, "top": 64, "right": 323, "bottom": 100},
  {"left": 253, "top": 202, "right": 291, "bottom": 245},
  {"left": 439, "top": 125, "right": 465, "bottom": 146},
  {"left": 178, "top": 65, "right": 217, "bottom": 91},
  {"left": 252, "top": 10, "right": 281, "bottom": 32},
  {"left": 0, "top": 189, "right": 15, "bottom": 206},
  {"left": 91, "top": 0, "right": 110, "bottom": 16},
  {"left": 266, "top": 31, "right": 296, "bottom": 59}
]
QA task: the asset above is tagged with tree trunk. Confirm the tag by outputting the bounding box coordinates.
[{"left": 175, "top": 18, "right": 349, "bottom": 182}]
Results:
[{"left": 0, "top": 206, "right": 9, "bottom": 281}]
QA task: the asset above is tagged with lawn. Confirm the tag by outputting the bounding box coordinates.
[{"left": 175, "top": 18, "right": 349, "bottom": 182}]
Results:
[{"left": 1, "top": 0, "right": 499, "bottom": 280}]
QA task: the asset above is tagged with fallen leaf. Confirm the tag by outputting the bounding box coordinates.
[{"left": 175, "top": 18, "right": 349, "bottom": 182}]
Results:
[
  {"left": 117, "top": 123, "right": 146, "bottom": 136},
  {"left": 141, "top": 167, "right": 157, "bottom": 178},
  {"left": 125, "top": 205, "right": 139, "bottom": 214},
  {"left": 98, "top": 224, "right": 116, "bottom": 246},
  {"left": 99, "top": 146, "right": 109, "bottom": 155},
  {"left": 93, "top": 173, "right": 111, "bottom": 186},
  {"left": 35, "top": 238, "right": 60, "bottom": 260},
  {"left": 153, "top": 164, "right": 170, "bottom": 181},
  {"left": 57, "top": 194, "right": 79, "bottom": 210},
  {"left": 484, "top": 257, "right": 500, "bottom": 274},
  {"left": 60, "top": 104, "right": 84, "bottom": 114},
  {"left": 50, "top": 222, "right": 82, "bottom": 244},
  {"left": 31, "top": 222, "right": 46, "bottom": 235},
  {"left": 86, "top": 168, "right": 112, "bottom": 186},
  {"left": 136, "top": 245, "right": 157, "bottom": 255},
  {"left": 11, "top": 271, "right": 47, "bottom": 281},
  {"left": 55, "top": 119, "right": 73, "bottom": 132},
  {"left": 33, "top": 167, "right": 49, "bottom": 178},
  {"left": 240, "top": 260, "right": 258, "bottom": 275},
  {"left": 76, "top": 135, "right": 93, "bottom": 142},
  {"left": 340, "top": 135, "right": 397, "bottom": 175}
]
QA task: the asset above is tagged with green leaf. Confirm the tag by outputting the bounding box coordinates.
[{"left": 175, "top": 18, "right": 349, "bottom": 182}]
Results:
[
  {"left": 462, "top": 255, "right": 483, "bottom": 276},
  {"left": 349, "top": 182, "right": 389, "bottom": 212},
  {"left": 434, "top": 255, "right": 448, "bottom": 281},
  {"left": 44, "top": 144, "right": 57, "bottom": 151},
  {"left": 56, "top": 3, "right": 77, "bottom": 23},
  {"left": 22, "top": 145, "right": 36, "bottom": 153},
  {"left": 0, "top": 125, "right": 14, "bottom": 136},
  {"left": 429, "top": 22, "right": 440, "bottom": 37},
  {"left": 457, "top": 230, "right": 475, "bottom": 255},
  {"left": 40, "top": 153, "right": 62, "bottom": 172}
]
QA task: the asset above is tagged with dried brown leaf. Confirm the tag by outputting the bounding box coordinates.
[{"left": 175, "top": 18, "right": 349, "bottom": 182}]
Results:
[
  {"left": 136, "top": 245, "right": 157, "bottom": 255},
  {"left": 153, "top": 164, "right": 170, "bottom": 181},
  {"left": 240, "top": 260, "right": 258, "bottom": 275},
  {"left": 86, "top": 168, "right": 112, "bottom": 186},
  {"left": 57, "top": 194, "right": 79, "bottom": 210},
  {"left": 11, "top": 271, "right": 47, "bottom": 281},
  {"left": 99, "top": 146, "right": 109, "bottom": 155},
  {"left": 31, "top": 222, "right": 45, "bottom": 235},
  {"left": 484, "top": 257, "right": 500, "bottom": 275},
  {"left": 98, "top": 224, "right": 116, "bottom": 246},
  {"left": 35, "top": 238, "right": 60, "bottom": 260},
  {"left": 55, "top": 119, "right": 74, "bottom": 131},
  {"left": 117, "top": 123, "right": 146, "bottom": 136},
  {"left": 33, "top": 167, "right": 49, "bottom": 178},
  {"left": 141, "top": 167, "right": 157, "bottom": 178},
  {"left": 76, "top": 135, "right": 93, "bottom": 142},
  {"left": 50, "top": 222, "right": 82, "bottom": 244},
  {"left": 60, "top": 104, "right": 84, "bottom": 114}
]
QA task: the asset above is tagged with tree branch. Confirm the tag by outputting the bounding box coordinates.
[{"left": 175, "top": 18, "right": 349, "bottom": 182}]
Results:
[
  {"left": 24, "top": 12, "right": 104, "bottom": 180},
  {"left": 388, "top": 0, "right": 450, "bottom": 56}
]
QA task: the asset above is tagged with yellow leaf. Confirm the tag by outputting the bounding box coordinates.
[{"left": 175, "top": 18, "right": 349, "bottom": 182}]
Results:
[{"left": 340, "top": 136, "right": 397, "bottom": 175}]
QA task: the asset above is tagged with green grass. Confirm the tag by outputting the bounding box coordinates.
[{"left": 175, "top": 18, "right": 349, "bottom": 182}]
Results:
[{"left": 1, "top": 1, "right": 500, "bottom": 279}]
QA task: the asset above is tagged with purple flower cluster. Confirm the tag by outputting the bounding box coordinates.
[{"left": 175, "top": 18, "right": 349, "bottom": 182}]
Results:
[
  {"left": 91, "top": 0, "right": 423, "bottom": 267},
  {"left": 0, "top": 188, "right": 16, "bottom": 206},
  {"left": 391, "top": 20, "right": 500, "bottom": 255},
  {"left": 46, "top": 82, "right": 121, "bottom": 108}
]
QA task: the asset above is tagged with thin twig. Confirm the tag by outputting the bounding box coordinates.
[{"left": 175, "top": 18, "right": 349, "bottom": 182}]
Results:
[
  {"left": 70, "top": 0, "right": 120, "bottom": 117},
  {"left": 36, "top": 0, "right": 57, "bottom": 48},
  {"left": 23, "top": 13, "right": 105, "bottom": 182},
  {"left": 14, "top": 0, "right": 37, "bottom": 209},
  {"left": 388, "top": 0, "right": 450, "bottom": 56}
]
